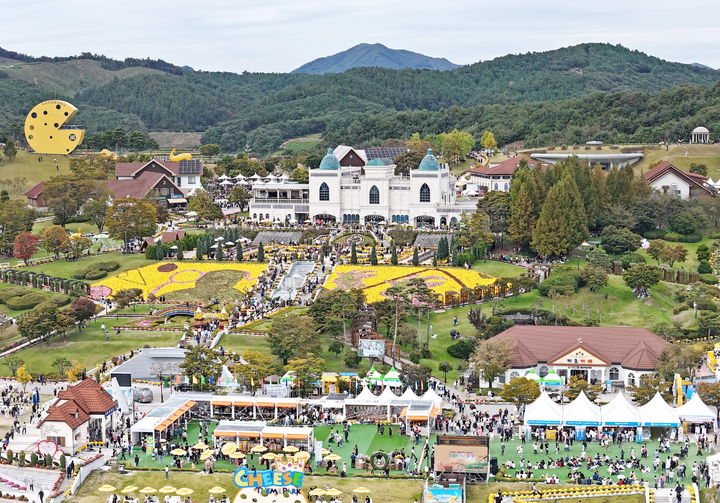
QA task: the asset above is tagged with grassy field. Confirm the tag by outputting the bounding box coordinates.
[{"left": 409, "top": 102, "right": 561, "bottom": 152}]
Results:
[
  {"left": 148, "top": 132, "right": 203, "bottom": 149},
  {"left": 0, "top": 317, "right": 180, "bottom": 376},
  {"left": 0, "top": 282, "right": 71, "bottom": 317},
  {"left": 472, "top": 260, "right": 527, "bottom": 278},
  {"left": 633, "top": 144, "right": 720, "bottom": 179},
  {"left": 0, "top": 151, "right": 73, "bottom": 196},
  {"left": 635, "top": 237, "right": 714, "bottom": 270},
  {"left": 19, "top": 252, "right": 154, "bottom": 279},
  {"left": 31, "top": 219, "right": 102, "bottom": 236},
  {"left": 278, "top": 134, "right": 323, "bottom": 155}
]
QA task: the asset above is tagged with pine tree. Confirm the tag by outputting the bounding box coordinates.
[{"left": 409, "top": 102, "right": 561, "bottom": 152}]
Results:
[
  {"left": 370, "top": 246, "right": 378, "bottom": 265},
  {"left": 216, "top": 244, "right": 223, "bottom": 261},
  {"left": 559, "top": 174, "right": 588, "bottom": 248},
  {"left": 236, "top": 244, "right": 243, "bottom": 261},
  {"left": 350, "top": 242, "right": 358, "bottom": 264},
  {"left": 155, "top": 243, "right": 165, "bottom": 260},
  {"left": 432, "top": 252, "right": 438, "bottom": 267},
  {"left": 390, "top": 242, "right": 398, "bottom": 265},
  {"left": 176, "top": 242, "right": 184, "bottom": 261},
  {"left": 508, "top": 183, "right": 535, "bottom": 249},
  {"left": 412, "top": 247, "right": 419, "bottom": 266},
  {"left": 531, "top": 180, "right": 571, "bottom": 256},
  {"left": 196, "top": 244, "right": 204, "bottom": 260},
  {"left": 257, "top": 244, "right": 265, "bottom": 262}
]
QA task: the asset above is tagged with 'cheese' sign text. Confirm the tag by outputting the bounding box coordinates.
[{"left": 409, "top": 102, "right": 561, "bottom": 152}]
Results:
[{"left": 233, "top": 467, "right": 304, "bottom": 488}]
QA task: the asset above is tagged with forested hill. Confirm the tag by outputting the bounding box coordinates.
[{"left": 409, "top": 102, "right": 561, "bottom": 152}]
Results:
[
  {"left": 1, "top": 43, "right": 720, "bottom": 152},
  {"left": 292, "top": 43, "right": 459, "bottom": 74}
]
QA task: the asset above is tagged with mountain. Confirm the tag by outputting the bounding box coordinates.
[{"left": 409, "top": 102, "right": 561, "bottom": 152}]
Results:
[
  {"left": 1, "top": 43, "right": 719, "bottom": 153},
  {"left": 691, "top": 62, "right": 714, "bottom": 70},
  {"left": 292, "top": 43, "right": 459, "bottom": 74}
]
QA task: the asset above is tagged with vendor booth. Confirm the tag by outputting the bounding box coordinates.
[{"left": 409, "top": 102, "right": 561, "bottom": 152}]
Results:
[
  {"left": 209, "top": 396, "right": 300, "bottom": 421},
  {"left": 562, "top": 392, "right": 601, "bottom": 440},
  {"left": 130, "top": 398, "right": 197, "bottom": 443},
  {"left": 212, "top": 421, "right": 313, "bottom": 453},
  {"left": 676, "top": 392, "right": 716, "bottom": 434}
]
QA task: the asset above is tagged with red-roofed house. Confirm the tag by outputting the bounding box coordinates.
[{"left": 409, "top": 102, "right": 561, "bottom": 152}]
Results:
[
  {"left": 467, "top": 156, "right": 532, "bottom": 193},
  {"left": 488, "top": 325, "right": 669, "bottom": 388},
  {"left": 24, "top": 182, "right": 47, "bottom": 210},
  {"left": 644, "top": 161, "right": 715, "bottom": 200},
  {"left": 115, "top": 158, "right": 203, "bottom": 193},
  {"left": 38, "top": 379, "right": 117, "bottom": 454}
]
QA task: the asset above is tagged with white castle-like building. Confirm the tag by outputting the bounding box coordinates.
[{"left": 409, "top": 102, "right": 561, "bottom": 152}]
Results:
[{"left": 249, "top": 146, "right": 476, "bottom": 226}]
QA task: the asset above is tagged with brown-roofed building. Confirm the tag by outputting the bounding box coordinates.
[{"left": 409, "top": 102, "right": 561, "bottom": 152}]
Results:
[
  {"left": 467, "top": 156, "right": 533, "bottom": 193},
  {"left": 644, "top": 161, "right": 715, "bottom": 200},
  {"left": 488, "top": 325, "right": 669, "bottom": 388},
  {"left": 38, "top": 379, "right": 117, "bottom": 454},
  {"left": 139, "top": 230, "right": 187, "bottom": 251},
  {"left": 115, "top": 158, "right": 203, "bottom": 194},
  {"left": 24, "top": 182, "right": 47, "bottom": 210},
  {"left": 106, "top": 171, "right": 185, "bottom": 207}
]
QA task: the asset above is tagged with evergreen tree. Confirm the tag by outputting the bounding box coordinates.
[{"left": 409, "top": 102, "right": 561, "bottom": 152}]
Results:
[
  {"left": 559, "top": 174, "right": 588, "bottom": 248},
  {"left": 432, "top": 252, "right": 437, "bottom": 267},
  {"left": 531, "top": 180, "right": 570, "bottom": 256},
  {"left": 412, "top": 247, "right": 419, "bottom": 266},
  {"left": 370, "top": 246, "right": 378, "bottom": 265},
  {"left": 508, "top": 183, "right": 535, "bottom": 249},
  {"left": 196, "top": 244, "right": 203, "bottom": 260},
  {"left": 216, "top": 244, "right": 223, "bottom": 261},
  {"left": 155, "top": 243, "right": 165, "bottom": 260},
  {"left": 257, "top": 244, "right": 265, "bottom": 262},
  {"left": 350, "top": 242, "right": 358, "bottom": 264},
  {"left": 236, "top": 244, "right": 243, "bottom": 261},
  {"left": 390, "top": 242, "right": 398, "bottom": 265},
  {"left": 176, "top": 242, "right": 183, "bottom": 261}
]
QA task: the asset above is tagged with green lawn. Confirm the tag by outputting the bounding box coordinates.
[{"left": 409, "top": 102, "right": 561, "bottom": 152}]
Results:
[
  {"left": 472, "top": 260, "right": 527, "bottom": 278},
  {"left": 0, "top": 283, "right": 70, "bottom": 317},
  {"left": 0, "top": 317, "right": 180, "bottom": 376},
  {"left": 0, "top": 150, "right": 73, "bottom": 197},
  {"left": 19, "top": 252, "right": 154, "bottom": 279},
  {"left": 31, "top": 220, "right": 102, "bottom": 236},
  {"left": 635, "top": 237, "right": 714, "bottom": 271},
  {"left": 634, "top": 144, "right": 720, "bottom": 180}
]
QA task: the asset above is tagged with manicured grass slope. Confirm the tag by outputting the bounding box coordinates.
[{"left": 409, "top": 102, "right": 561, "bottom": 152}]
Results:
[{"left": 0, "top": 151, "right": 72, "bottom": 196}]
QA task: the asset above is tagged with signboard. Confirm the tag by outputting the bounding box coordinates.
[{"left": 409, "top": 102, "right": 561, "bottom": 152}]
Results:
[
  {"left": 233, "top": 467, "right": 304, "bottom": 488},
  {"left": 263, "top": 383, "right": 290, "bottom": 398},
  {"left": 358, "top": 339, "right": 385, "bottom": 358},
  {"left": 425, "top": 486, "right": 463, "bottom": 503},
  {"left": 433, "top": 435, "right": 488, "bottom": 473}
]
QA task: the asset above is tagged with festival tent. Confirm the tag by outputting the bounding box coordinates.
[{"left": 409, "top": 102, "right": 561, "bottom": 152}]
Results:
[
  {"left": 542, "top": 371, "right": 562, "bottom": 387},
  {"left": 676, "top": 392, "right": 716, "bottom": 423},
  {"left": 401, "top": 387, "right": 419, "bottom": 401},
  {"left": 366, "top": 366, "right": 383, "bottom": 386},
  {"left": 639, "top": 392, "right": 681, "bottom": 427},
  {"left": 600, "top": 392, "right": 641, "bottom": 426},
  {"left": 218, "top": 366, "right": 239, "bottom": 389},
  {"left": 354, "top": 387, "right": 379, "bottom": 404},
  {"left": 563, "top": 392, "right": 601, "bottom": 426},
  {"left": 378, "top": 386, "right": 399, "bottom": 404},
  {"left": 524, "top": 391, "right": 563, "bottom": 426},
  {"left": 421, "top": 387, "right": 443, "bottom": 408},
  {"left": 524, "top": 370, "right": 541, "bottom": 381},
  {"left": 383, "top": 368, "right": 403, "bottom": 388}
]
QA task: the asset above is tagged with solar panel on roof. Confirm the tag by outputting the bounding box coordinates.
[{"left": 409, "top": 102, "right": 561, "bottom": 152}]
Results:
[
  {"left": 364, "top": 147, "right": 409, "bottom": 161},
  {"left": 179, "top": 159, "right": 202, "bottom": 174}
]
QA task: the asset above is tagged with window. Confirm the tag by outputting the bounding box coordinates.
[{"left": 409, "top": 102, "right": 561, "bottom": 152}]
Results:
[
  {"left": 609, "top": 367, "right": 619, "bottom": 381},
  {"left": 369, "top": 185, "right": 380, "bottom": 204},
  {"left": 319, "top": 182, "right": 329, "bottom": 201},
  {"left": 627, "top": 373, "right": 636, "bottom": 386},
  {"left": 419, "top": 183, "right": 430, "bottom": 202},
  {"left": 539, "top": 365, "right": 549, "bottom": 378},
  {"left": 187, "top": 176, "right": 196, "bottom": 184},
  {"left": 493, "top": 183, "right": 498, "bottom": 190},
  {"left": 510, "top": 371, "right": 520, "bottom": 378},
  {"left": 504, "top": 183, "right": 509, "bottom": 191}
]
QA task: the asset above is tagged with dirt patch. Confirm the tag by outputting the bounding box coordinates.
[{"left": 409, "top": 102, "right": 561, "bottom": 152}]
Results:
[{"left": 149, "top": 132, "right": 202, "bottom": 149}]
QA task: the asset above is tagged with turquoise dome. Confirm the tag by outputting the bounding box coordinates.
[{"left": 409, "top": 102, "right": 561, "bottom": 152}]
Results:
[
  {"left": 418, "top": 149, "right": 440, "bottom": 171},
  {"left": 319, "top": 148, "right": 340, "bottom": 170},
  {"left": 367, "top": 158, "right": 385, "bottom": 166}
]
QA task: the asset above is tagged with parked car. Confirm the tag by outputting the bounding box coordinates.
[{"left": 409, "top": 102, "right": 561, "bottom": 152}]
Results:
[{"left": 133, "top": 387, "right": 153, "bottom": 403}]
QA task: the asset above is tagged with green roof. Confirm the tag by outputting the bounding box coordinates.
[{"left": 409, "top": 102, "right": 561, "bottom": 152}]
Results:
[
  {"left": 418, "top": 148, "right": 440, "bottom": 171},
  {"left": 319, "top": 148, "right": 340, "bottom": 170}
]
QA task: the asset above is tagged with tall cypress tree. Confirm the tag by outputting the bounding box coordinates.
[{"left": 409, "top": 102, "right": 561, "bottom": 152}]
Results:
[
  {"left": 531, "top": 180, "right": 570, "bottom": 257},
  {"left": 432, "top": 252, "right": 437, "bottom": 267},
  {"left": 350, "top": 242, "right": 358, "bottom": 264},
  {"left": 508, "top": 183, "right": 535, "bottom": 249},
  {"left": 176, "top": 242, "right": 184, "bottom": 261},
  {"left": 370, "top": 246, "right": 378, "bottom": 265},
  {"left": 216, "top": 244, "right": 223, "bottom": 261},
  {"left": 236, "top": 244, "right": 243, "bottom": 261},
  {"left": 412, "top": 247, "right": 419, "bottom": 266},
  {"left": 390, "top": 242, "right": 398, "bottom": 265},
  {"left": 559, "top": 174, "right": 589, "bottom": 249},
  {"left": 155, "top": 243, "right": 165, "bottom": 260},
  {"left": 257, "top": 244, "right": 265, "bottom": 262}
]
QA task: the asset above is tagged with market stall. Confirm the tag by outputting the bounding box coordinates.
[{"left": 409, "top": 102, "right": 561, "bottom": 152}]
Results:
[{"left": 676, "top": 392, "right": 716, "bottom": 434}]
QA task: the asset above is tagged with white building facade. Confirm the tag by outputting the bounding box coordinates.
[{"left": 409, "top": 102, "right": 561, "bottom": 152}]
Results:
[{"left": 250, "top": 147, "right": 475, "bottom": 226}]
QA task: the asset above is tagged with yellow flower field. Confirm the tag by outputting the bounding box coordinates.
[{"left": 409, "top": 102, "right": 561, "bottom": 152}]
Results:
[
  {"left": 90, "top": 262, "right": 268, "bottom": 299},
  {"left": 324, "top": 265, "right": 497, "bottom": 303}
]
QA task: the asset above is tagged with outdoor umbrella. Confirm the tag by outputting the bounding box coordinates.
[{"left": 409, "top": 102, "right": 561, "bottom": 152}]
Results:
[
  {"left": 224, "top": 241, "right": 235, "bottom": 246},
  {"left": 229, "top": 452, "right": 246, "bottom": 459},
  {"left": 324, "top": 454, "right": 342, "bottom": 462},
  {"left": 170, "top": 448, "right": 186, "bottom": 456},
  {"left": 353, "top": 488, "right": 371, "bottom": 494},
  {"left": 176, "top": 489, "right": 194, "bottom": 496},
  {"left": 98, "top": 485, "right": 117, "bottom": 493},
  {"left": 283, "top": 446, "right": 299, "bottom": 453},
  {"left": 200, "top": 450, "right": 214, "bottom": 461},
  {"left": 221, "top": 442, "right": 237, "bottom": 455},
  {"left": 250, "top": 445, "right": 267, "bottom": 453},
  {"left": 308, "top": 489, "right": 326, "bottom": 496},
  {"left": 320, "top": 448, "right": 331, "bottom": 456},
  {"left": 208, "top": 487, "right": 226, "bottom": 495},
  {"left": 261, "top": 453, "right": 277, "bottom": 460},
  {"left": 185, "top": 211, "right": 198, "bottom": 217},
  {"left": 325, "top": 489, "right": 342, "bottom": 497},
  {"left": 159, "top": 487, "right": 177, "bottom": 494},
  {"left": 294, "top": 451, "right": 310, "bottom": 460},
  {"left": 121, "top": 487, "right": 138, "bottom": 494},
  {"left": 215, "top": 236, "right": 224, "bottom": 241},
  {"left": 193, "top": 443, "right": 208, "bottom": 450},
  {"left": 139, "top": 488, "right": 157, "bottom": 494}
]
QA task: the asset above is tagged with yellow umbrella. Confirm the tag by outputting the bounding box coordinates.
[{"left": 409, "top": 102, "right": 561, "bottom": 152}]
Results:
[
  {"left": 139, "top": 488, "right": 157, "bottom": 494},
  {"left": 229, "top": 452, "right": 246, "bottom": 459},
  {"left": 261, "top": 452, "right": 277, "bottom": 460},
  {"left": 308, "top": 489, "right": 326, "bottom": 496},
  {"left": 283, "top": 445, "right": 299, "bottom": 453},
  {"left": 159, "top": 486, "right": 177, "bottom": 494},
  {"left": 294, "top": 451, "right": 310, "bottom": 460},
  {"left": 221, "top": 442, "right": 237, "bottom": 455},
  {"left": 121, "top": 487, "right": 138, "bottom": 494},
  {"left": 250, "top": 445, "right": 267, "bottom": 453},
  {"left": 193, "top": 443, "right": 209, "bottom": 450},
  {"left": 353, "top": 488, "right": 371, "bottom": 494},
  {"left": 176, "top": 488, "right": 194, "bottom": 496},
  {"left": 325, "top": 489, "right": 342, "bottom": 497},
  {"left": 170, "top": 448, "right": 186, "bottom": 456},
  {"left": 208, "top": 487, "right": 226, "bottom": 495},
  {"left": 98, "top": 485, "right": 117, "bottom": 493},
  {"left": 324, "top": 454, "right": 342, "bottom": 461},
  {"left": 321, "top": 448, "right": 331, "bottom": 455},
  {"left": 200, "top": 450, "right": 214, "bottom": 461}
]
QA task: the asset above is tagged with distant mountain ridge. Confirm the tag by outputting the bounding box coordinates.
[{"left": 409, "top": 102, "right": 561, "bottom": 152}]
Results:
[{"left": 292, "top": 43, "right": 459, "bottom": 74}]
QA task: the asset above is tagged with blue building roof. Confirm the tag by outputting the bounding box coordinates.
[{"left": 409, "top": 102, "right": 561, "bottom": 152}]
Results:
[
  {"left": 319, "top": 148, "right": 340, "bottom": 170},
  {"left": 367, "top": 158, "right": 385, "bottom": 166},
  {"left": 418, "top": 149, "right": 440, "bottom": 171}
]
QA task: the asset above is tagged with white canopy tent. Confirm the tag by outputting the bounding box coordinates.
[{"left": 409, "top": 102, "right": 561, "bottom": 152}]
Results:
[
  {"left": 378, "top": 386, "right": 399, "bottom": 404},
  {"left": 600, "top": 392, "right": 641, "bottom": 426},
  {"left": 401, "top": 387, "right": 419, "bottom": 401},
  {"left": 524, "top": 391, "right": 563, "bottom": 426},
  {"left": 353, "top": 387, "right": 379, "bottom": 404},
  {"left": 421, "top": 387, "right": 443, "bottom": 408},
  {"left": 676, "top": 393, "right": 716, "bottom": 423},
  {"left": 563, "top": 392, "right": 601, "bottom": 426},
  {"left": 639, "top": 392, "right": 681, "bottom": 427}
]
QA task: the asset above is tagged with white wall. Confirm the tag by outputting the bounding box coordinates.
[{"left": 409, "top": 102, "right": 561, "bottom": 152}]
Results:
[{"left": 649, "top": 172, "right": 690, "bottom": 199}]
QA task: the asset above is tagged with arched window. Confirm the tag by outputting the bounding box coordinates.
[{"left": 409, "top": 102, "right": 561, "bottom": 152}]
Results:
[
  {"left": 419, "top": 183, "right": 430, "bottom": 202},
  {"left": 319, "top": 182, "right": 329, "bottom": 201},
  {"left": 627, "top": 373, "right": 636, "bottom": 386},
  {"left": 494, "top": 183, "right": 499, "bottom": 190},
  {"left": 369, "top": 185, "right": 380, "bottom": 204},
  {"left": 504, "top": 183, "right": 509, "bottom": 191},
  {"left": 609, "top": 367, "right": 619, "bottom": 381},
  {"left": 510, "top": 371, "right": 520, "bottom": 378},
  {"left": 539, "top": 365, "right": 549, "bottom": 378}
]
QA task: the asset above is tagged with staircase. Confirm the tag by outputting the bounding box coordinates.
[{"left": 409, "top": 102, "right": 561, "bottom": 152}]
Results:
[{"left": 650, "top": 487, "right": 695, "bottom": 503}]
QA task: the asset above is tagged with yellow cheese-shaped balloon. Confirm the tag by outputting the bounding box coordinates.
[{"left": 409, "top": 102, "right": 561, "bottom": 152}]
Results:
[{"left": 24, "top": 100, "right": 85, "bottom": 155}]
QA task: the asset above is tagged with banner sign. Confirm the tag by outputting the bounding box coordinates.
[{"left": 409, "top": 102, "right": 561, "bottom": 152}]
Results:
[{"left": 233, "top": 467, "right": 304, "bottom": 488}]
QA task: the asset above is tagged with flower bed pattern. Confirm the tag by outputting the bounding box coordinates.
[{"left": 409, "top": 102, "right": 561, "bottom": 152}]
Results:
[
  {"left": 324, "top": 265, "right": 497, "bottom": 303},
  {"left": 91, "top": 262, "right": 268, "bottom": 299}
]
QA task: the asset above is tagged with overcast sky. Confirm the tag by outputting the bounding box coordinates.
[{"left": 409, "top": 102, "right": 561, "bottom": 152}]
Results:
[{"left": 3, "top": 0, "right": 720, "bottom": 72}]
